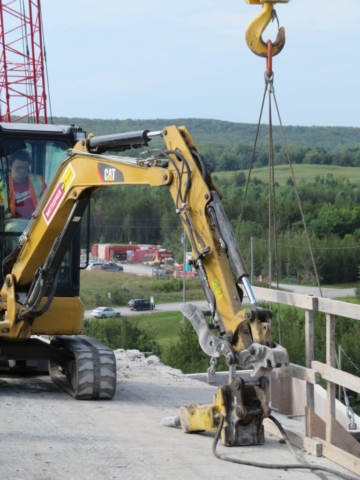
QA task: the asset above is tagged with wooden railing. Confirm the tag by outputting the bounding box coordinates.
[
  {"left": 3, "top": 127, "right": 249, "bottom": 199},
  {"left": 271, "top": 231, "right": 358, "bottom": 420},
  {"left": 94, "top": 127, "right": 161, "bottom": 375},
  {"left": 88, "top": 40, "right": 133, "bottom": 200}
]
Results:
[{"left": 252, "top": 286, "right": 360, "bottom": 475}]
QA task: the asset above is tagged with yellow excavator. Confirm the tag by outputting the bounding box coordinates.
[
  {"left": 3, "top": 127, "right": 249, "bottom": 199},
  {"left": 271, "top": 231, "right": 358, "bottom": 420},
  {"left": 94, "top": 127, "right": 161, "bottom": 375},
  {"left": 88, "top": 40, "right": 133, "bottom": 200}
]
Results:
[{"left": 0, "top": 121, "right": 288, "bottom": 446}]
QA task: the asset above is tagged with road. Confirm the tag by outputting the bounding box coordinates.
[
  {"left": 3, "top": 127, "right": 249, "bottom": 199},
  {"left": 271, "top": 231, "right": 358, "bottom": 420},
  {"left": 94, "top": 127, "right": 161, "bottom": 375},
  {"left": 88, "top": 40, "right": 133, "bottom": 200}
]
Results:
[
  {"left": 85, "top": 300, "right": 209, "bottom": 319},
  {"left": 121, "top": 263, "right": 357, "bottom": 299},
  {"left": 271, "top": 283, "right": 355, "bottom": 299},
  {"left": 85, "top": 275, "right": 356, "bottom": 319}
]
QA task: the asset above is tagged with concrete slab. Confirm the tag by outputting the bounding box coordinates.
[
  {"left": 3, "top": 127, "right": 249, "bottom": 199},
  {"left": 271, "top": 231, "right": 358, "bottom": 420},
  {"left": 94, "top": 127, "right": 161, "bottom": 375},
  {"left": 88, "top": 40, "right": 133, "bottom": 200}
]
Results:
[{"left": 0, "top": 349, "right": 356, "bottom": 480}]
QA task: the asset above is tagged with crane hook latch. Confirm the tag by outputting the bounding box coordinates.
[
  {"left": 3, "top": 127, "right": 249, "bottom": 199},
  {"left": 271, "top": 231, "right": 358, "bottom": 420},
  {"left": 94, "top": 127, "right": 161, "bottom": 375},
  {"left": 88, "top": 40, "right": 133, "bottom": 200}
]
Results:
[{"left": 245, "top": 0, "right": 289, "bottom": 58}]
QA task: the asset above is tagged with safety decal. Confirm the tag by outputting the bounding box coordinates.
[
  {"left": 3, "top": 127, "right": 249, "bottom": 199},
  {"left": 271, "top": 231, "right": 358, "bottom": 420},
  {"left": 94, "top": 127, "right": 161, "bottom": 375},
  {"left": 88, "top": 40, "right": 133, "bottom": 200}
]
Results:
[
  {"left": 43, "top": 164, "right": 76, "bottom": 224},
  {"left": 211, "top": 278, "right": 224, "bottom": 300},
  {"left": 97, "top": 163, "right": 124, "bottom": 182}
]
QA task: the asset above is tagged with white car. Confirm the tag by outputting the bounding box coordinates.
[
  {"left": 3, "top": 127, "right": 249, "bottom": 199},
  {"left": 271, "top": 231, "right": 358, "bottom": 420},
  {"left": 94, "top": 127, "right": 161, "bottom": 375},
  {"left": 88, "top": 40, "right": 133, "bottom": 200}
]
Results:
[
  {"left": 87, "top": 262, "right": 108, "bottom": 270},
  {"left": 90, "top": 307, "right": 121, "bottom": 318}
]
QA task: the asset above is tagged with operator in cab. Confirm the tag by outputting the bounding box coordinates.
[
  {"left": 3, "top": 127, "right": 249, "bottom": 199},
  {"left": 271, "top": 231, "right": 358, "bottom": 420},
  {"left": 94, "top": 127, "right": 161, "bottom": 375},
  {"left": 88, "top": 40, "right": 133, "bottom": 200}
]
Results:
[{"left": 0, "top": 150, "right": 46, "bottom": 232}]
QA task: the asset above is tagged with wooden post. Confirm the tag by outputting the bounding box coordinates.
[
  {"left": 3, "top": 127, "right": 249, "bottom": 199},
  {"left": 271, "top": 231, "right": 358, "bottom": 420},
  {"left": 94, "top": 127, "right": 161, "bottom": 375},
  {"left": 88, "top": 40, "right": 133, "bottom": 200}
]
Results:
[
  {"left": 326, "top": 313, "right": 336, "bottom": 443},
  {"left": 305, "top": 309, "right": 315, "bottom": 437}
]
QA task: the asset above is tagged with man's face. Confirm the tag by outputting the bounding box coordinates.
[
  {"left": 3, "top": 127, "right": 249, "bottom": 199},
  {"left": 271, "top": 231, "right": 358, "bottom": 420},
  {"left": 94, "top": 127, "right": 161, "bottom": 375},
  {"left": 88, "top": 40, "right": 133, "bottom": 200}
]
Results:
[{"left": 10, "top": 160, "right": 29, "bottom": 183}]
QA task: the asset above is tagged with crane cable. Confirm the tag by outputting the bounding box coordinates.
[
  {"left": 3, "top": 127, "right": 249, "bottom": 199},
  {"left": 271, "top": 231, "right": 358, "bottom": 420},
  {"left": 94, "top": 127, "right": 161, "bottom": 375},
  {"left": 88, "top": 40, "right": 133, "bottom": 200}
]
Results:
[
  {"left": 237, "top": 11, "right": 323, "bottom": 299},
  {"left": 271, "top": 69, "right": 323, "bottom": 297}
]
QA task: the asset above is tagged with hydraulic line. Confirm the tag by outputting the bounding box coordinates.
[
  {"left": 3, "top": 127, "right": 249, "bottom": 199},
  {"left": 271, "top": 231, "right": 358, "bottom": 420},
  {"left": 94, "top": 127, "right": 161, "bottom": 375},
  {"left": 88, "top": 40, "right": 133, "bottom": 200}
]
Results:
[{"left": 212, "top": 413, "right": 358, "bottom": 480}]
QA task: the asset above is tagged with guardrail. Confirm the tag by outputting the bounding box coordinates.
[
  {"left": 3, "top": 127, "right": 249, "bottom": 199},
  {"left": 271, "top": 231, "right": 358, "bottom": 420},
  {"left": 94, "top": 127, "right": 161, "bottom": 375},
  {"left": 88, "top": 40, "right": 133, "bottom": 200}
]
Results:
[{"left": 251, "top": 286, "right": 360, "bottom": 476}]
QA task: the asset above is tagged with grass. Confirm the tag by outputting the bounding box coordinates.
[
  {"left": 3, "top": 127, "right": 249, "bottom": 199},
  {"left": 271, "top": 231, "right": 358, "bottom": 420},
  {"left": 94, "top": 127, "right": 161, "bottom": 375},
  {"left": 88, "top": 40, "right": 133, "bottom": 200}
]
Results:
[
  {"left": 125, "top": 311, "right": 184, "bottom": 346},
  {"left": 80, "top": 267, "right": 360, "bottom": 348},
  {"left": 216, "top": 164, "right": 360, "bottom": 186},
  {"left": 80, "top": 270, "right": 204, "bottom": 310},
  {"left": 335, "top": 296, "right": 359, "bottom": 305},
  {"left": 80, "top": 270, "right": 202, "bottom": 347},
  {"left": 322, "top": 283, "right": 358, "bottom": 289}
]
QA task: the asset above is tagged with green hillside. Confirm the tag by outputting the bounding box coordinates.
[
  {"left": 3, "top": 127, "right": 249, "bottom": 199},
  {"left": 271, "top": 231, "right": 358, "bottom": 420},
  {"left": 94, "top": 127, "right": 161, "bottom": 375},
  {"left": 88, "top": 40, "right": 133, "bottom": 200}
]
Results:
[
  {"left": 216, "top": 164, "right": 360, "bottom": 186},
  {"left": 51, "top": 116, "right": 360, "bottom": 151}
]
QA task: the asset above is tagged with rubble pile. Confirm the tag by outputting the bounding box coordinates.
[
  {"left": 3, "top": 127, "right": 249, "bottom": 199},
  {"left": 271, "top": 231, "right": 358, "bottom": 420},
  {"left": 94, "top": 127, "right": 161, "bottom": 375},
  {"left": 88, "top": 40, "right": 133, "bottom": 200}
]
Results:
[{"left": 114, "top": 349, "right": 184, "bottom": 379}]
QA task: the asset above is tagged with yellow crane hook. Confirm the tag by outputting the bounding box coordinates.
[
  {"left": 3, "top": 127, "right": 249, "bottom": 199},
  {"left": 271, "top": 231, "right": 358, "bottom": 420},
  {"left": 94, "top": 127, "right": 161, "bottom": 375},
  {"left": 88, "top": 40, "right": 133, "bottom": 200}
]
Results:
[{"left": 245, "top": 0, "right": 289, "bottom": 58}]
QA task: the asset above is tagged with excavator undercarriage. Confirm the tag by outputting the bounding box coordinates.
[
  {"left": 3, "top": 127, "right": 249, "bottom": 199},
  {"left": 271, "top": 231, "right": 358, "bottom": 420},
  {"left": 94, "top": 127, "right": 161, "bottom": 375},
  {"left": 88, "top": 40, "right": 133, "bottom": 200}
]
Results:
[{"left": 0, "top": 335, "right": 117, "bottom": 399}]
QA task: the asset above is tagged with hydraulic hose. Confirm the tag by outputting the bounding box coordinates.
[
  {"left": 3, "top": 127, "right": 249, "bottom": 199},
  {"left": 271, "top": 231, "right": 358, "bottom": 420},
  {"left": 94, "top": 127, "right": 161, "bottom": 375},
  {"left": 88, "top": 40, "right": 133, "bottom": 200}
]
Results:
[{"left": 212, "top": 413, "right": 358, "bottom": 480}]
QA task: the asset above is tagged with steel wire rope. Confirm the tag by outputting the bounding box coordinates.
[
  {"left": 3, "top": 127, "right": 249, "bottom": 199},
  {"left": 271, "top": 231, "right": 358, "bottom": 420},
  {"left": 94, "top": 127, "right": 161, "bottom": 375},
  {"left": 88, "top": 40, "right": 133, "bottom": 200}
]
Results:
[
  {"left": 212, "top": 412, "right": 358, "bottom": 480},
  {"left": 338, "top": 347, "right": 360, "bottom": 376},
  {"left": 268, "top": 87, "right": 273, "bottom": 291},
  {"left": 235, "top": 84, "right": 267, "bottom": 242},
  {"left": 272, "top": 91, "right": 323, "bottom": 297},
  {"left": 335, "top": 348, "right": 358, "bottom": 428},
  {"left": 266, "top": 72, "right": 282, "bottom": 345},
  {"left": 238, "top": 60, "right": 283, "bottom": 344}
]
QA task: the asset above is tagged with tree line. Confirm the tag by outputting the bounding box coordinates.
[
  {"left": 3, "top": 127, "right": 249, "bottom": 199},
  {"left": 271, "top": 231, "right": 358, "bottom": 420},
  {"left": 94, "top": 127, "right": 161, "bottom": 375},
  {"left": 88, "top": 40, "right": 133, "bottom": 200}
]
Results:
[
  {"left": 52, "top": 116, "right": 360, "bottom": 151},
  {"left": 83, "top": 170, "right": 360, "bottom": 285},
  {"left": 199, "top": 142, "right": 360, "bottom": 171},
  {"left": 52, "top": 115, "right": 360, "bottom": 171}
]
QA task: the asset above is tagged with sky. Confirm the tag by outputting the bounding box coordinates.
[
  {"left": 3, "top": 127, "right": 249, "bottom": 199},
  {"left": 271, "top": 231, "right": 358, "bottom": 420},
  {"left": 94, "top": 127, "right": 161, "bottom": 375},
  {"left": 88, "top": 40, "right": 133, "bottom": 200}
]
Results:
[{"left": 37, "top": 1, "right": 360, "bottom": 127}]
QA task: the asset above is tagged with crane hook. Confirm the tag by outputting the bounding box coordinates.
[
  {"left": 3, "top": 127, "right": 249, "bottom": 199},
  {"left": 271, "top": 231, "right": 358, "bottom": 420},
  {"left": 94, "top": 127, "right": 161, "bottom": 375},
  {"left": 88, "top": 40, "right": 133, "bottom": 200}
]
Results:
[{"left": 245, "top": 0, "right": 289, "bottom": 58}]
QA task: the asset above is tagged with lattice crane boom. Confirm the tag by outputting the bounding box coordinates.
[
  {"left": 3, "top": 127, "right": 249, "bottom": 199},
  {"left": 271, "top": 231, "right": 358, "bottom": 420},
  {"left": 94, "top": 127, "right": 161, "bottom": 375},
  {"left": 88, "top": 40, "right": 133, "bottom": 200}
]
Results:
[{"left": 0, "top": 0, "right": 48, "bottom": 123}]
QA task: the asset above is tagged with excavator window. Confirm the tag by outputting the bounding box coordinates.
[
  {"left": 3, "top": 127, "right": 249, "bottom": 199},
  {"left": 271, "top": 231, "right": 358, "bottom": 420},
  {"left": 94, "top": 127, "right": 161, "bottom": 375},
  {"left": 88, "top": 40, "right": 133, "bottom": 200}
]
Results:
[
  {"left": 0, "top": 139, "right": 68, "bottom": 236},
  {"left": 0, "top": 135, "right": 79, "bottom": 296}
]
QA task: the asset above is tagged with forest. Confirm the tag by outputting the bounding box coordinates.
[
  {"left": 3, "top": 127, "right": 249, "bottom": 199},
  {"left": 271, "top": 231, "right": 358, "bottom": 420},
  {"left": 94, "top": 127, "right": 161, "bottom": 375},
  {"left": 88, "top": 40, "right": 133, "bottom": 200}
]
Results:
[
  {"left": 85, "top": 171, "right": 360, "bottom": 285},
  {"left": 68, "top": 115, "right": 360, "bottom": 285},
  {"left": 54, "top": 116, "right": 360, "bottom": 151},
  {"left": 53, "top": 115, "right": 360, "bottom": 171}
]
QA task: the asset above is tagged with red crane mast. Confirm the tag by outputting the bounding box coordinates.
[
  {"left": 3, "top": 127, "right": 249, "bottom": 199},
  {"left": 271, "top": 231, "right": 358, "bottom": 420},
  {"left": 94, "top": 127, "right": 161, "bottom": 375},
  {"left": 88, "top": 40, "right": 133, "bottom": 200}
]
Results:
[{"left": 0, "top": 0, "right": 48, "bottom": 123}]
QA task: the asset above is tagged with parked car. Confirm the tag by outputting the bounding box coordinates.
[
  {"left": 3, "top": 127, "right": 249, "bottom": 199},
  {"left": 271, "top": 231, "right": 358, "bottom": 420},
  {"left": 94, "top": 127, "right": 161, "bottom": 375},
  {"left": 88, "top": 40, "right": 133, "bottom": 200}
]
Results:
[
  {"left": 91, "top": 307, "right": 121, "bottom": 318},
  {"left": 88, "top": 262, "right": 108, "bottom": 270},
  {"left": 100, "top": 262, "right": 124, "bottom": 272},
  {"left": 127, "top": 298, "right": 154, "bottom": 311}
]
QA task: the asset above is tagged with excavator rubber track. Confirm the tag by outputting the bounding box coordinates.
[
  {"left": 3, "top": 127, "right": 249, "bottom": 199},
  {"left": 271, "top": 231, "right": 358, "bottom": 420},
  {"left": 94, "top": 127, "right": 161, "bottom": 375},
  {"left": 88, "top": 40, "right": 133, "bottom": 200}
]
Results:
[{"left": 49, "top": 335, "right": 117, "bottom": 400}]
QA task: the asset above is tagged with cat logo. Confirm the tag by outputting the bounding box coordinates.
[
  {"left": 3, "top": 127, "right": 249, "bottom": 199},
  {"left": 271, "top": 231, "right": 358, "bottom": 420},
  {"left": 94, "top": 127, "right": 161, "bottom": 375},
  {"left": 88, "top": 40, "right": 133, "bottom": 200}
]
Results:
[
  {"left": 97, "top": 163, "right": 124, "bottom": 182},
  {"left": 104, "top": 168, "right": 116, "bottom": 181}
]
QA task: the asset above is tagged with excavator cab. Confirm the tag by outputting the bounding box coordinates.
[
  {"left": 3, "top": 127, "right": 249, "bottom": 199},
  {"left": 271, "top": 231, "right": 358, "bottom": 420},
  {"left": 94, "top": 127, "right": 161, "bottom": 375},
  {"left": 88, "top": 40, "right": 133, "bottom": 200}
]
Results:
[{"left": 0, "top": 123, "right": 85, "bottom": 296}]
